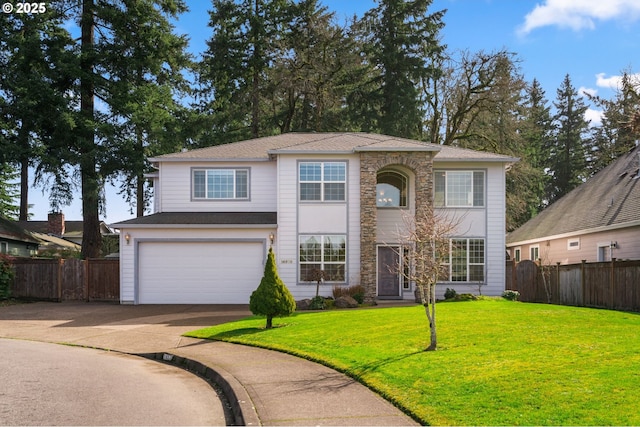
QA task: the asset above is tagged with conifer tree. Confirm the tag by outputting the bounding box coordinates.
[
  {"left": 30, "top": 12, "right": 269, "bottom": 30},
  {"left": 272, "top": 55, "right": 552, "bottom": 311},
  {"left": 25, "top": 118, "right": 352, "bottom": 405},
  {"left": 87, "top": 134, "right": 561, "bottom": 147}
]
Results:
[
  {"left": 249, "top": 247, "right": 295, "bottom": 329},
  {"left": 548, "top": 74, "right": 590, "bottom": 203}
]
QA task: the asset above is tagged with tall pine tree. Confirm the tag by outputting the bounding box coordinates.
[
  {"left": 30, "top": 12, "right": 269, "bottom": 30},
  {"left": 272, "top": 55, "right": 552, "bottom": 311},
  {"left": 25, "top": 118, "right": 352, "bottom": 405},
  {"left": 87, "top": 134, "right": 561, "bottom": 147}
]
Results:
[{"left": 548, "top": 74, "right": 590, "bottom": 204}]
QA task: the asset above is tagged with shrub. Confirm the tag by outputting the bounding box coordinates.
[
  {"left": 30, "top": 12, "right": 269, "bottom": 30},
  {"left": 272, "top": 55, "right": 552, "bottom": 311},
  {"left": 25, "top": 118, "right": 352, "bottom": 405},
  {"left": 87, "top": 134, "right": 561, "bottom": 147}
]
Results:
[
  {"left": 0, "top": 254, "right": 14, "bottom": 300},
  {"left": 502, "top": 290, "right": 520, "bottom": 301},
  {"left": 444, "top": 288, "right": 457, "bottom": 300},
  {"left": 309, "top": 296, "right": 325, "bottom": 310},
  {"left": 332, "top": 284, "right": 365, "bottom": 304},
  {"left": 249, "top": 247, "right": 295, "bottom": 328}
]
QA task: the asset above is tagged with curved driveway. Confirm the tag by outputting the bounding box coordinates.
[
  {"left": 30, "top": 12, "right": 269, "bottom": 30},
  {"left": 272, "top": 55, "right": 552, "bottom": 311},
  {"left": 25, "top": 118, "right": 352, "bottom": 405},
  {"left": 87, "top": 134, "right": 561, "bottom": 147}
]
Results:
[{"left": 1, "top": 339, "right": 227, "bottom": 426}]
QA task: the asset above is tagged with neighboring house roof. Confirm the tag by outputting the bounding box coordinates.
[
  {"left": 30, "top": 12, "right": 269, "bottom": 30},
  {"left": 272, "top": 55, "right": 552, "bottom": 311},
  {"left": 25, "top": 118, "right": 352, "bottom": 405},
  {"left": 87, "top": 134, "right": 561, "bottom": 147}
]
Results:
[
  {"left": 19, "top": 220, "right": 113, "bottom": 236},
  {"left": 507, "top": 145, "right": 640, "bottom": 245},
  {"left": 0, "top": 215, "right": 40, "bottom": 244},
  {"left": 113, "top": 212, "right": 277, "bottom": 228},
  {"left": 31, "top": 232, "right": 81, "bottom": 252},
  {"left": 149, "top": 132, "right": 518, "bottom": 163}
]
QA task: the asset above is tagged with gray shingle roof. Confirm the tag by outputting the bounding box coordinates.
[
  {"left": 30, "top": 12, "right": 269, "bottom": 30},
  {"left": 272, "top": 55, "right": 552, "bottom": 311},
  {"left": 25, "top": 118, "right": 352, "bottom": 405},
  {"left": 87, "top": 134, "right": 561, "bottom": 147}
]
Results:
[
  {"left": 507, "top": 145, "right": 640, "bottom": 244},
  {"left": 150, "top": 132, "right": 518, "bottom": 163},
  {"left": 113, "top": 212, "right": 277, "bottom": 227}
]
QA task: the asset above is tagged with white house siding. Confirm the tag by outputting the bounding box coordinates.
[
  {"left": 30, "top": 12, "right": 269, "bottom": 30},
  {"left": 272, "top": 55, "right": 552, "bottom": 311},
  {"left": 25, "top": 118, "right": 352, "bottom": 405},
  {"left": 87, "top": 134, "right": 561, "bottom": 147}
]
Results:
[
  {"left": 157, "top": 161, "right": 277, "bottom": 213},
  {"left": 431, "top": 162, "right": 506, "bottom": 297},
  {"left": 119, "top": 227, "right": 271, "bottom": 304},
  {"left": 274, "top": 154, "right": 361, "bottom": 300}
]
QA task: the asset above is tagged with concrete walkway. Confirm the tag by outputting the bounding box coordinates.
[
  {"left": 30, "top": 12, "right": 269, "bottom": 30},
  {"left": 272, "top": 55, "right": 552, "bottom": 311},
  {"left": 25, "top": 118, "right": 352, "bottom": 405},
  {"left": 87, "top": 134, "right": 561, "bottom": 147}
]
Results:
[{"left": 0, "top": 302, "right": 418, "bottom": 426}]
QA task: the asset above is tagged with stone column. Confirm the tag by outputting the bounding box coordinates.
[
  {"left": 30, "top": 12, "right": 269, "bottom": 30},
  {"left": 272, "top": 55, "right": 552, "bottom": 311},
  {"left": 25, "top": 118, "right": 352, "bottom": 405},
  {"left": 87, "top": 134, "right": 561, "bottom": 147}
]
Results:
[{"left": 359, "top": 154, "right": 378, "bottom": 304}]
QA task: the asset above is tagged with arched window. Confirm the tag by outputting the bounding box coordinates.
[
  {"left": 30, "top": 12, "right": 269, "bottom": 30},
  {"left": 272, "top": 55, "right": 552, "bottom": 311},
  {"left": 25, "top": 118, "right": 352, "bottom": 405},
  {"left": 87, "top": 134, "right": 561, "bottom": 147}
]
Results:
[{"left": 376, "top": 170, "right": 407, "bottom": 207}]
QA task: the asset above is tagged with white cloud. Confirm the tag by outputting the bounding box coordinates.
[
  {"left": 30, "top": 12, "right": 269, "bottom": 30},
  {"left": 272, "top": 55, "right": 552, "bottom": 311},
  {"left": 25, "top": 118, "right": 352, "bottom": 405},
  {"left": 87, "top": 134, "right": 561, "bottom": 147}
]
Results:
[
  {"left": 595, "top": 73, "right": 622, "bottom": 89},
  {"left": 579, "top": 86, "right": 597, "bottom": 97},
  {"left": 517, "top": 0, "right": 640, "bottom": 35},
  {"left": 584, "top": 108, "right": 603, "bottom": 127}
]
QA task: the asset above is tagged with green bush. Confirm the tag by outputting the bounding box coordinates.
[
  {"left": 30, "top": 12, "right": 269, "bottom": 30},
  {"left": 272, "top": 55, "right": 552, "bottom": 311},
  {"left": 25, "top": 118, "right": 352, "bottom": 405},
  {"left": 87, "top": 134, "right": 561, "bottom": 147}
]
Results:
[
  {"left": 444, "top": 288, "right": 457, "bottom": 300},
  {"left": 0, "top": 254, "right": 14, "bottom": 300},
  {"left": 249, "top": 247, "right": 296, "bottom": 328},
  {"left": 309, "top": 296, "right": 325, "bottom": 310},
  {"left": 502, "top": 290, "right": 520, "bottom": 301}
]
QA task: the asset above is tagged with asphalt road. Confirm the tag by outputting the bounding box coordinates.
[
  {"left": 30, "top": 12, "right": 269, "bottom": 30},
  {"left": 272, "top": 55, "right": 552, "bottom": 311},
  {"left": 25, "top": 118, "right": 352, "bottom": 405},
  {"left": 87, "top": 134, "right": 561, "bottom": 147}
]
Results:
[{"left": 0, "top": 339, "right": 228, "bottom": 426}]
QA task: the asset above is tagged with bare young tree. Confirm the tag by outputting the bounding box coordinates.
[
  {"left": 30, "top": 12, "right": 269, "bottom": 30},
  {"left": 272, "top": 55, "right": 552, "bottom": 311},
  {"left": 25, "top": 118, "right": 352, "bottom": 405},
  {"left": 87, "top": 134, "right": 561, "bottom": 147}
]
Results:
[{"left": 398, "top": 206, "right": 462, "bottom": 351}]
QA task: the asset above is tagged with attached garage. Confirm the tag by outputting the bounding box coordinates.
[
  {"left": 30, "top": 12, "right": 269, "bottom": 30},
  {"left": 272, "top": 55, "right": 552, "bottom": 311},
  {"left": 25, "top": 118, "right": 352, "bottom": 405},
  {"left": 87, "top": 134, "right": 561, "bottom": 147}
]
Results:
[
  {"left": 114, "top": 212, "right": 277, "bottom": 305},
  {"left": 138, "top": 240, "right": 265, "bottom": 304}
]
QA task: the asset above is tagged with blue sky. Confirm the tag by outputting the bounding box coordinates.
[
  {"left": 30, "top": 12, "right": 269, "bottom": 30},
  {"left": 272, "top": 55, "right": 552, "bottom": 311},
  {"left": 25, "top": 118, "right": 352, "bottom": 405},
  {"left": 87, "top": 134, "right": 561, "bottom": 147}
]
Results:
[{"left": 25, "top": 0, "right": 640, "bottom": 224}]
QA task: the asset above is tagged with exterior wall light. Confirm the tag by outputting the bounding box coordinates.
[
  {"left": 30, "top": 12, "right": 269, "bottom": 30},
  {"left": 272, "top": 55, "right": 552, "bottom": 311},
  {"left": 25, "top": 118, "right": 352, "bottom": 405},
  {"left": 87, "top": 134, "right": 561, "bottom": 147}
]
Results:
[
  {"left": 269, "top": 232, "right": 275, "bottom": 245},
  {"left": 124, "top": 233, "right": 131, "bottom": 245}
]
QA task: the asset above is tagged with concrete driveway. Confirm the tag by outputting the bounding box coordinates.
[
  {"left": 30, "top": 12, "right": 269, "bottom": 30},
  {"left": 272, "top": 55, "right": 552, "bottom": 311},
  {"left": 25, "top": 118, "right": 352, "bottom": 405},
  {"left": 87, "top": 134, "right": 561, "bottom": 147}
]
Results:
[{"left": 0, "top": 302, "right": 252, "bottom": 353}]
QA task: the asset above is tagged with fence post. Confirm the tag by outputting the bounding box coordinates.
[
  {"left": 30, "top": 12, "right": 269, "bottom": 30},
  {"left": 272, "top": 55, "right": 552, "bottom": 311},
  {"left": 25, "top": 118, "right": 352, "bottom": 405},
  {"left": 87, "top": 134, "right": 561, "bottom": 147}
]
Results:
[
  {"left": 581, "top": 260, "right": 586, "bottom": 307},
  {"left": 84, "top": 259, "right": 89, "bottom": 302}
]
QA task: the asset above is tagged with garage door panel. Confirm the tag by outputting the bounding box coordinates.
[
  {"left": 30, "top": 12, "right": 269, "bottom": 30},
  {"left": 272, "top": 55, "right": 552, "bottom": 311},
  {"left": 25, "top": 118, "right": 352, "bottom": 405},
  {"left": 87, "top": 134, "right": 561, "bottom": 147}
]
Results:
[{"left": 138, "top": 241, "right": 264, "bottom": 304}]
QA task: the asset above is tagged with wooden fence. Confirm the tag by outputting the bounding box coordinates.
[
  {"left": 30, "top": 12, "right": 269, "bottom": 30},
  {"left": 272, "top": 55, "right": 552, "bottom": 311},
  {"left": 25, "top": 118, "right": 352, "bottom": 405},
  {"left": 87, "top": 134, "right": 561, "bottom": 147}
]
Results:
[
  {"left": 10, "top": 258, "right": 119, "bottom": 302},
  {"left": 506, "top": 259, "right": 640, "bottom": 312}
]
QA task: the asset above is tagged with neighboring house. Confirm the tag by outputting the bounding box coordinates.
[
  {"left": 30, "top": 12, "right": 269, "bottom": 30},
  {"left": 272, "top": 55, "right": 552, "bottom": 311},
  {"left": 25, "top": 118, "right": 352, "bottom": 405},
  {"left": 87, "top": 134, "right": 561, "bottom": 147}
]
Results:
[
  {"left": 114, "top": 133, "right": 517, "bottom": 304},
  {"left": 0, "top": 215, "right": 40, "bottom": 257},
  {"left": 20, "top": 212, "right": 114, "bottom": 247},
  {"left": 507, "top": 144, "right": 640, "bottom": 264}
]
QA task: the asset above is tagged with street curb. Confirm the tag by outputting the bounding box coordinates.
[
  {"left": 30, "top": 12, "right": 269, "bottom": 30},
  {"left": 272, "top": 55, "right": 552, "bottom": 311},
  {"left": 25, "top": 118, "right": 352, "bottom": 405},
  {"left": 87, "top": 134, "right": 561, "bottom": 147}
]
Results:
[{"left": 139, "top": 352, "right": 261, "bottom": 426}]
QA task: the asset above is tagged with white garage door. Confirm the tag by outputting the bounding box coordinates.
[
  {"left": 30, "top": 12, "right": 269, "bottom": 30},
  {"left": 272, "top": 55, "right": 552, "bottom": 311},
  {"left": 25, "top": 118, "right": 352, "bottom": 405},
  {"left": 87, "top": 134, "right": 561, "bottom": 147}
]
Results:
[{"left": 138, "top": 241, "right": 265, "bottom": 304}]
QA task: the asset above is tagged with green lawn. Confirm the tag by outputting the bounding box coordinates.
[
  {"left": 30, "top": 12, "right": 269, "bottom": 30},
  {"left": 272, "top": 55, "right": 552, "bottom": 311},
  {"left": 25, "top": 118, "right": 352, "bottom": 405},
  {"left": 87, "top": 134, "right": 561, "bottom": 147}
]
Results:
[{"left": 186, "top": 299, "right": 640, "bottom": 426}]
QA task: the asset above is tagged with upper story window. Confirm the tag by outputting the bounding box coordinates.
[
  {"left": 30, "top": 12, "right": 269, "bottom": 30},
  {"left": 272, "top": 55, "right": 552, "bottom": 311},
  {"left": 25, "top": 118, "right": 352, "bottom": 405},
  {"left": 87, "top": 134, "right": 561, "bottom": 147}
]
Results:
[
  {"left": 299, "top": 162, "right": 346, "bottom": 202},
  {"left": 435, "top": 170, "right": 484, "bottom": 207},
  {"left": 377, "top": 170, "right": 407, "bottom": 207},
  {"left": 193, "top": 168, "right": 249, "bottom": 200}
]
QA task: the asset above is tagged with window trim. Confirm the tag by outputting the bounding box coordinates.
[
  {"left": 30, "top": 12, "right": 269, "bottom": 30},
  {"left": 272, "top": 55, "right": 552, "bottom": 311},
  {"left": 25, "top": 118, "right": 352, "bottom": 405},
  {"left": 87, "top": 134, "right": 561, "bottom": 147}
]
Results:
[
  {"left": 434, "top": 170, "right": 485, "bottom": 208},
  {"left": 298, "top": 161, "right": 347, "bottom": 202},
  {"left": 191, "top": 167, "right": 250, "bottom": 201},
  {"left": 440, "top": 238, "right": 485, "bottom": 283},
  {"left": 530, "top": 245, "right": 540, "bottom": 262},
  {"left": 513, "top": 247, "right": 521, "bottom": 262},
  {"left": 299, "top": 234, "right": 347, "bottom": 283}
]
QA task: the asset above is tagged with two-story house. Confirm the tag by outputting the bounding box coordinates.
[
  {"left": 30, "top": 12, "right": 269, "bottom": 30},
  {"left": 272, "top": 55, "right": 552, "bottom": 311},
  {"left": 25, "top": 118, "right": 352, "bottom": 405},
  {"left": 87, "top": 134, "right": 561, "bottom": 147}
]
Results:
[{"left": 114, "top": 133, "right": 517, "bottom": 304}]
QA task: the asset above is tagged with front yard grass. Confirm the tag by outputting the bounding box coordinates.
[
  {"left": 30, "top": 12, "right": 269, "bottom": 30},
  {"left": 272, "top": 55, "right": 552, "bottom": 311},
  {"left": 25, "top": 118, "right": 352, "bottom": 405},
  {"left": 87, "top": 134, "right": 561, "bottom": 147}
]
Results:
[{"left": 186, "top": 299, "right": 640, "bottom": 426}]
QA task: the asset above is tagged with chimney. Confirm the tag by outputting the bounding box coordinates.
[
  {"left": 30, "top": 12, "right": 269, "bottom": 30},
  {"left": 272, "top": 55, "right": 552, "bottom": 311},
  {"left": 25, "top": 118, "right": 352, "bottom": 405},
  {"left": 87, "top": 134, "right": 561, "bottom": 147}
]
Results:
[{"left": 47, "top": 212, "right": 65, "bottom": 236}]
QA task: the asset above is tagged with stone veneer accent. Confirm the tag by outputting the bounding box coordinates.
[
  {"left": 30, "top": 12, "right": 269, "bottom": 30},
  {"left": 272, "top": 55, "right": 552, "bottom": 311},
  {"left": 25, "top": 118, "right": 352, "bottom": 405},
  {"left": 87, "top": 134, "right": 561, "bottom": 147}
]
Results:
[{"left": 359, "top": 151, "right": 435, "bottom": 303}]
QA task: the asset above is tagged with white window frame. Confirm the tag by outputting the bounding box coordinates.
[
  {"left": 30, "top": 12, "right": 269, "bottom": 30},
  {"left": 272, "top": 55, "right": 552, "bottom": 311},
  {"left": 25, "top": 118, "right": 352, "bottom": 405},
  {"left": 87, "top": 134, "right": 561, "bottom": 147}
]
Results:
[
  {"left": 299, "top": 235, "right": 347, "bottom": 283},
  {"left": 530, "top": 245, "right": 540, "bottom": 261},
  {"left": 299, "top": 161, "right": 346, "bottom": 202},
  {"left": 513, "top": 247, "right": 521, "bottom": 262},
  {"left": 440, "top": 238, "right": 485, "bottom": 283},
  {"left": 0, "top": 241, "right": 7, "bottom": 254},
  {"left": 434, "top": 170, "right": 485, "bottom": 208},
  {"left": 192, "top": 168, "right": 249, "bottom": 200}
]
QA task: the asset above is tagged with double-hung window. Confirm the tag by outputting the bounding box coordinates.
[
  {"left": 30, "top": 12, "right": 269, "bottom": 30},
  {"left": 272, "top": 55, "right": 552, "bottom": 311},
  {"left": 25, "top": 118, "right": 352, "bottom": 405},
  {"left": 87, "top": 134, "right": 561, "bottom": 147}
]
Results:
[
  {"left": 434, "top": 170, "right": 484, "bottom": 207},
  {"left": 193, "top": 169, "right": 249, "bottom": 200},
  {"left": 440, "top": 238, "right": 485, "bottom": 282},
  {"left": 299, "top": 162, "right": 346, "bottom": 201},
  {"left": 299, "top": 235, "right": 346, "bottom": 282}
]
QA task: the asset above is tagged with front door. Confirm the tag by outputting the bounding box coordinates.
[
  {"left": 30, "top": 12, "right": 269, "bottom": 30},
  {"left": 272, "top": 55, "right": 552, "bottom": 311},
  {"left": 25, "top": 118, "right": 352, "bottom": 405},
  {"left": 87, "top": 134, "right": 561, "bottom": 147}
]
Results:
[{"left": 377, "top": 246, "right": 401, "bottom": 298}]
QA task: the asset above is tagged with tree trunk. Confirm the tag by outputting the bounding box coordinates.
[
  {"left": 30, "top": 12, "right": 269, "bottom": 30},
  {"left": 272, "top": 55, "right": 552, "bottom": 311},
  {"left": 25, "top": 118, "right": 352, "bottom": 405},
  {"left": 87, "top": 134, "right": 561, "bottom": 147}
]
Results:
[
  {"left": 423, "top": 283, "right": 437, "bottom": 351},
  {"left": 79, "top": 0, "right": 101, "bottom": 259},
  {"left": 266, "top": 315, "right": 273, "bottom": 329}
]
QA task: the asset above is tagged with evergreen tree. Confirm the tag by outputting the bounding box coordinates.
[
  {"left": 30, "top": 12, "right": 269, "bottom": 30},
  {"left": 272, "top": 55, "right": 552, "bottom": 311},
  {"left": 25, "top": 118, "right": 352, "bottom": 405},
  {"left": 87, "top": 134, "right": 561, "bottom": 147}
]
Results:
[
  {"left": 0, "top": 6, "right": 75, "bottom": 220},
  {"left": 586, "top": 71, "right": 640, "bottom": 174},
  {"left": 360, "top": 0, "right": 445, "bottom": 138},
  {"left": 0, "top": 164, "right": 20, "bottom": 220},
  {"left": 548, "top": 74, "right": 590, "bottom": 203},
  {"left": 249, "top": 247, "right": 295, "bottom": 329},
  {"left": 199, "top": 0, "right": 293, "bottom": 144}
]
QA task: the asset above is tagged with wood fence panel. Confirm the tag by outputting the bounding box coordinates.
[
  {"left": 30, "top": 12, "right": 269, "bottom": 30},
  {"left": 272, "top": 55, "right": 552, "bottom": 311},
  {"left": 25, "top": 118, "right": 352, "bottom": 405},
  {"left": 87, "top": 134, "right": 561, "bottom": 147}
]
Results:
[
  {"left": 613, "top": 260, "right": 640, "bottom": 311},
  {"left": 87, "top": 259, "right": 119, "bottom": 301},
  {"left": 61, "top": 258, "right": 85, "bottom": 301},
  {"left": 11, "top": 258, "right": 61, "bottom": 301},
  {"left": 514, "top": 260, "right": 540, "bottom": 302},
  {"left": 558, "top": 265, "right": 582, "bottom": 306},
  {"left": 584, "top": 262, "right": 611, "bottom": 308}
]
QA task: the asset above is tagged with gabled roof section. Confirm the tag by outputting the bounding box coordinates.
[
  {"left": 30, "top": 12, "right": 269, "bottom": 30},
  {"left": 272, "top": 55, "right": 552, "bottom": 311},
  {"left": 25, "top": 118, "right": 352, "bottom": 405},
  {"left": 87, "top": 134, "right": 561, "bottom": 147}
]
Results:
[
  {"left": 507, "top": 145, "right": 640, "bottom": 244},
  {"left": 0, "top": 216, "right": 39, "bottom": 244},
  {"left": 149, "top": 132, "right": 518, "bottom": 163}
]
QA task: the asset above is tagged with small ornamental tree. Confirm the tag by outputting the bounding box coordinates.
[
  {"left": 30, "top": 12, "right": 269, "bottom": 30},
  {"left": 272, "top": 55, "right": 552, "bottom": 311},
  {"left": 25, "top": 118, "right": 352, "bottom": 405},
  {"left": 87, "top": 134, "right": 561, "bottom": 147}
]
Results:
[{"left": 249, "top": 247, "right": 296, "bottom": 329}]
